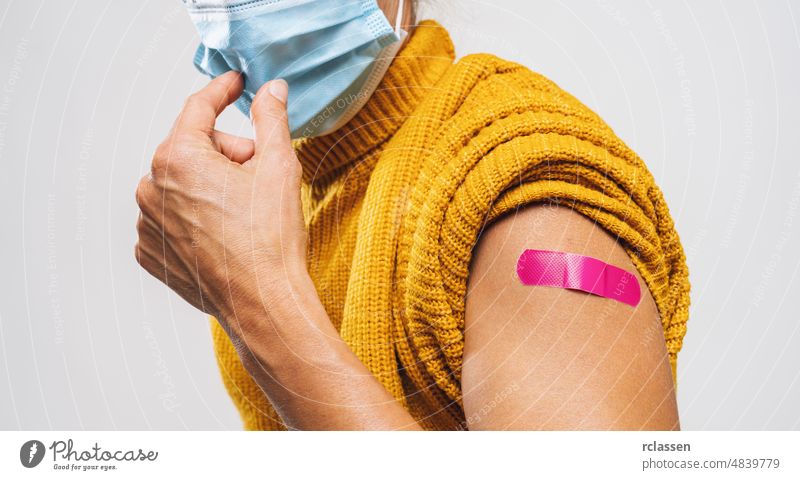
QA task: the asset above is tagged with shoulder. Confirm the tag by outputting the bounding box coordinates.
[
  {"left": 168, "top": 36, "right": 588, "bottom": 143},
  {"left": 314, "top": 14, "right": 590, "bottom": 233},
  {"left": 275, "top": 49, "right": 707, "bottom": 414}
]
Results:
[
  {"left": 421, "top": 51, "right": 609, "bottom": 161},
  {"left": 462, "top": 202, "right": 679, "bottom": 429},
  {"left": 449, "top": 52, "right": 599, "bottom": 115}
]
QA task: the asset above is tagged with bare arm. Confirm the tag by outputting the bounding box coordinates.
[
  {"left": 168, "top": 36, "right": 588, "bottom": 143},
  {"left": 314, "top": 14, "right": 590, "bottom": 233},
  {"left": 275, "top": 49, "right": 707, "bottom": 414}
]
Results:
[
  {"left": 462, "top": 203, "right": 679, "bottom": 430},
  {"left": 136, "top": 73, "right": 676, "bottom": 431},
  {"left": 135, "top": 72, "right": 421, "bottom": 430},
  {"left": 228, "top": 271, "right": 423, "bottom": 431}
]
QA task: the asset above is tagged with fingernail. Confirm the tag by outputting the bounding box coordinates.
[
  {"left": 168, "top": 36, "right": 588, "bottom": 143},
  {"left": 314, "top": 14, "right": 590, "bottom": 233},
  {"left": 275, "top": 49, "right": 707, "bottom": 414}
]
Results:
[{"left": 268, "top": 79, "right": 288, "bottom": 103}]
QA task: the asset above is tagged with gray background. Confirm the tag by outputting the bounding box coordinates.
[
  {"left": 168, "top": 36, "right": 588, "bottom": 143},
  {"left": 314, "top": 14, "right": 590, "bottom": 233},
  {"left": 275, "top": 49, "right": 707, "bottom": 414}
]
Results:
[{"left": 0, "top": 0, "right": 798, "bottom": 430}]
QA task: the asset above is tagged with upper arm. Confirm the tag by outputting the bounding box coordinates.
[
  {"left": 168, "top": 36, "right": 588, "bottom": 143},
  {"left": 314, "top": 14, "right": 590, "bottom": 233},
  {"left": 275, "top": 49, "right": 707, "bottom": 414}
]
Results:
[{"left": 462, "top": 202, "right": 679, "bottom": 430}]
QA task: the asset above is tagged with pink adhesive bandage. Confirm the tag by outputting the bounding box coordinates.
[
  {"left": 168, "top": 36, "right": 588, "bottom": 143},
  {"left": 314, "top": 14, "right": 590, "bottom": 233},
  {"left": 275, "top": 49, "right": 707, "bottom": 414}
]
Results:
[{"left": 516, "top": 249, "right": 642, "bottom": 307}]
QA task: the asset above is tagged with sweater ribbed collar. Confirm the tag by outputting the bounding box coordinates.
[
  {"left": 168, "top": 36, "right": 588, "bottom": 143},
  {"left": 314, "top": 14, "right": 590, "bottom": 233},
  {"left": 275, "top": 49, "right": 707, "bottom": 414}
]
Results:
[{"left": 293, "top": 20, "right": 456, "bottom": 184}]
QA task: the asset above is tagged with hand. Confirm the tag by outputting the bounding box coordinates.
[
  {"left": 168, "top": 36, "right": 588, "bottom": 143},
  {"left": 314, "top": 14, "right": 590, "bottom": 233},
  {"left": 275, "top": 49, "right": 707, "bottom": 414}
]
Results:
[
  {"left": 135, "top": 71, "right": 307, "bottom": 336},
  {"left": 136, "top": 72, "right": 422, "bottom": 431}
]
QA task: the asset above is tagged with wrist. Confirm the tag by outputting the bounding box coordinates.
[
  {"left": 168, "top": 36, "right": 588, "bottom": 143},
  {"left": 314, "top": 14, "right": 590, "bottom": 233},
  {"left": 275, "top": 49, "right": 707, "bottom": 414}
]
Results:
[
  {"left": 219, "top": 264, "right": 346, "bottom": 375},
  {"left": 262, "top": 262, "right": 316, "bottom": 315},
  {"left": 233, "top": 301, "right": 351, "bottom": 397},
  {"left": 216, "top": 260, "right": 309, "bottom": 325}
]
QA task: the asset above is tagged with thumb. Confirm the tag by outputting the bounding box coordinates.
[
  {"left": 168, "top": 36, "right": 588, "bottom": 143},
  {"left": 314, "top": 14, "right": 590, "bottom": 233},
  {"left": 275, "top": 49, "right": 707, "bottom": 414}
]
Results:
[{"left": 250, "top": 79, "right": 293, "bottom": 163}]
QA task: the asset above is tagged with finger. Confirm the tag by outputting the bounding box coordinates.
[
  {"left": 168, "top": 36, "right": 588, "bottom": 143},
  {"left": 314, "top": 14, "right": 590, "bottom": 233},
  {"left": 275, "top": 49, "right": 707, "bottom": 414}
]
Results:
[
  {"left": 135, "top": 239, "right": 185, "bottom": 290},
  {"left": 136, "top": 212, "right": 193, "bottom": 280},
  {"left": 172, "top": 71, "right": 243, "bottom": 135},
  {"left": 135, "top": 218, "right": 167, "bottom": 282},
  {"left": 211, "top": 130, "right": 255, "bottom": 164},
  {"left": 135, "top": 223, "right": 215, "bottom": 316},
  {"left": 250, "top": 78, "right": 293, "bottom": 162}
]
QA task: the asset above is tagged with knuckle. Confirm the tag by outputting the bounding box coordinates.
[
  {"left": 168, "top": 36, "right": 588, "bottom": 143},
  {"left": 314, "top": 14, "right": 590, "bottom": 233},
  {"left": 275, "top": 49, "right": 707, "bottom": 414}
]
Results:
[
  {"left": 135, "top": 179, "right": 149, "bottom": 208},
  {"left": 133, "top": 242, "right": 145, "bottom": 267},
  {"left": 153, "top": 138, "right": 175, "bottom": 161},
  {"left": 151, "top": 142, "right": 173, "bottom": 175},
  {"left": 255, "top": 108, "right": 287, "bottom": 125},
  {"left": 183, "top": 92, "right": 204, "bottom": 109},
  {"left": 152, "top": 138, "right": 193, "bottom": 177},
  {"left": 135, "top": 214, "right": 147, "bottom": 233}
]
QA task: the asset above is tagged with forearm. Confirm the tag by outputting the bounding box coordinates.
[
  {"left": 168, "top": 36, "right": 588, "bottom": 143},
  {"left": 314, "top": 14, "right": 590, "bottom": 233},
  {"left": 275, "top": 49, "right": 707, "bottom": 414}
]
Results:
[
  {"left": 137, "top": 71, "right": 421, "bottom": 430},
  {"left": 226, "top": 271, "right": 422, "bottom": 431}
]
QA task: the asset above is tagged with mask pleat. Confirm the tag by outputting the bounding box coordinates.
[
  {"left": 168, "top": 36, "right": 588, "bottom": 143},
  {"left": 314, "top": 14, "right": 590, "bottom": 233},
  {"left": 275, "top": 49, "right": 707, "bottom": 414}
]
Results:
[{"left": 188, "top": 0, "right": 403, "bottom": 138}]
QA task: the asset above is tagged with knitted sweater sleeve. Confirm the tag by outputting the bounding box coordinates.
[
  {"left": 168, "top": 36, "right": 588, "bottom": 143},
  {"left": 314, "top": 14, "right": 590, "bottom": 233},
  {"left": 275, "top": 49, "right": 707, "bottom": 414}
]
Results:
[{"left": 396, "top": 54, "right": 690, "bottom": 411}]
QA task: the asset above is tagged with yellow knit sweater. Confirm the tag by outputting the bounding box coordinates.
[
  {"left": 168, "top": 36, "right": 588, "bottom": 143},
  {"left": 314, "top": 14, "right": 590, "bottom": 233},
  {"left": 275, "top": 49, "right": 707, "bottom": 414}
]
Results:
[{"left": 210, "top": 20, "right": 690, "bottom": 430}]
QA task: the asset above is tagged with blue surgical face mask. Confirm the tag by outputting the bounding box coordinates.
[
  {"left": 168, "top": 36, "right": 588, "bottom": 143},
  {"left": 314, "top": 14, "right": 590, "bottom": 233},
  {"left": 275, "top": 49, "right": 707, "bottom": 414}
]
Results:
[{"left": 184, "top": 0, "right": 407, "bottom": 139}]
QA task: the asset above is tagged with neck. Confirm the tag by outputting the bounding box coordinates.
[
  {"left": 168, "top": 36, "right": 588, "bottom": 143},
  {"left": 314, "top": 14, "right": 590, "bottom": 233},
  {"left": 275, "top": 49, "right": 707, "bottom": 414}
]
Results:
[{"left": 292, "top": 20, "right": 455, "bottom": 185}]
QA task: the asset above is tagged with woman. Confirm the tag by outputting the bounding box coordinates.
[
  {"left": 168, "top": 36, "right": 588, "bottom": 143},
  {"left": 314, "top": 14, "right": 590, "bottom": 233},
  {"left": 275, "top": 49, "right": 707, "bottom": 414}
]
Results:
[{"left": 135, "top": 0, "right": 689, "bottom": 430}]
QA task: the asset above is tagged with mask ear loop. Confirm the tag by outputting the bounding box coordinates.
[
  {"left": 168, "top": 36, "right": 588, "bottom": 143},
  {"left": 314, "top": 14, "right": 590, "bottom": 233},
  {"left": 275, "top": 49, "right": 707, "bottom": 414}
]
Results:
[{"left": 395, "top": 0, "right": 405, "bottom": 34}]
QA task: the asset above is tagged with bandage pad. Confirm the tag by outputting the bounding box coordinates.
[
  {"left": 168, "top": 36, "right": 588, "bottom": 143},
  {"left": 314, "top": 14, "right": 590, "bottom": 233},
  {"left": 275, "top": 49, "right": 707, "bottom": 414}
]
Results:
[{"left": 516, "top": 249, "right": 642, "bottom": 307}]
